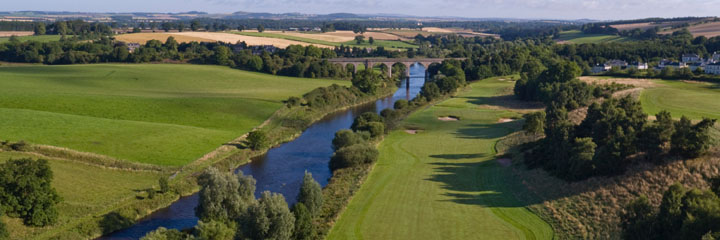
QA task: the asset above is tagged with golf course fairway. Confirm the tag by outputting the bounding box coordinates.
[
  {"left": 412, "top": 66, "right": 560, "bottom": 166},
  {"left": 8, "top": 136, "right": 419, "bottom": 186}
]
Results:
[{"left": 328, "top": 77, "right": 553, "bottom": 239}]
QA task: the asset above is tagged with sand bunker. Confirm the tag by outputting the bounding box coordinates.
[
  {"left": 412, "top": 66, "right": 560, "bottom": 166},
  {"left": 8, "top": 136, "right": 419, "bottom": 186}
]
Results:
[
  {"left": 404, "top": 130, "right": 419, "bottom": 134},
  {"left": 498, "top": 118, "right": 515, "bottom": 123},
  {"left": 438, "top": 116, "right": 460, "bottom": 121}
]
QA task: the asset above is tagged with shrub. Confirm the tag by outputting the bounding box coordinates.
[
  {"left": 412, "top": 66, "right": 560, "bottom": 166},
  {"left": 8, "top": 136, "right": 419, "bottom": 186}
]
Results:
[
  {"left": 351, "top": 112, "right": 384, "bottom": 133},
  {"left": 0, "top": 158, "right": 61, "bottom": 226},
  {"left": 297, "top": 172, "right": 323, "bottom": 216},
  {"left": 366, "top": 122, "right": 385, "bottom": 138},
  {"left": 330, "top": 144, "right": 379, "bottom": 171},
  {"left": 141, "top": 227, "right": 188, "bottom": 240},
  {"left": 159, "top": 176, "right": 170, "bottom": 193},
  {"left": 195, "top": 220, "right": 236, "bottom": 240},
  {"left": 522, "top": 111, "right": 545, "bottom": 135},
  {"left": 332, "top": 130, "right": 367, "bottom": 150},
  {"left": 393, "top": 99, "right": 408, "bottom": 110},
  {"left": 146, "top": 188, "right": 156, "bottom": 199},
  {"left": 670, "top": 117, "right": 717, "bottom": 159},
  {"left": 286, "top": 96, "right": 302, "bottom": 107},
  {"left": 247, "top": 130, "right": 269, "bottom": 150}
]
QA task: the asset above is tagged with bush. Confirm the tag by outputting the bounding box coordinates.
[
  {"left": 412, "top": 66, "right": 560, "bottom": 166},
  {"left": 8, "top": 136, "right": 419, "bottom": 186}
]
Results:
[
  {"left": 195, "top": 220, "right": 236, "bottom": 240},
  {"left": 351, "top": 112, "right": 385, "bottom": 135},
  {"left": 0, "top": 158, "right": 61, "bottom": 227},
  {"left": 159, "top": 176, "right": 170, "bottom": 193},
  {"left": 522, "top": 111, "right": 545, "bottom": 135},
  {"left": 331, "top": 130, "right": 368, "bottom": 150},
  {"left": 366, "top": 122, "right": 385, "bottom": 138},
  {"left": 141, "top": 227, "right": 188, "bottom": 240},
  {"left": 146, "top": 188, "right": 156, "bottom": 199},
  {"left": 670, "top": 117, "right": 717, "bottom": 159},
  {"left": 246, "top": 130, "right": 269, "bottom": 150},
  {"left": 329, "top": 144, "right": 379, "bottom": 171},
  {"left": 393, "top": 99, "right": 408, "bottom": 110}
]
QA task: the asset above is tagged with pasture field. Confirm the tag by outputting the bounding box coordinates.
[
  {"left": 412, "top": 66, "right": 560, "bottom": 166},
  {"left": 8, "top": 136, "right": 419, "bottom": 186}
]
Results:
[
  {"left": 328, "top": 77, "right": 553, "bottom": 240},
  {"left": 555, "top": 30, "right": 628, "bottom": 44},
  {"left": 640, "top": 80, "right": 720, "bottom": 120},
  {"left": 0, "top": 64, "right": 348, "bottom": 166},
  {"left": 0, "top": 34, "right": 62, "bottom": 43},
  {"left": 232, "top": 31, "right": 417, "bottom": 49},
  {"left": 0, "top": 151, "right": 163, "bottom": 239}
]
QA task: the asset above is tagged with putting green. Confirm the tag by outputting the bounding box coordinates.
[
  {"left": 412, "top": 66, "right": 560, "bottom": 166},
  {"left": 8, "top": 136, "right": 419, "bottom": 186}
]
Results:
[{"left": 328, "top": 77, "right": 553, "bottom": 239}]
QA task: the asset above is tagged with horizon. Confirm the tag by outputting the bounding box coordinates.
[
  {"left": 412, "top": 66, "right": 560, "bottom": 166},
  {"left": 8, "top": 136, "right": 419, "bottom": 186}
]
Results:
[{"left": 4, "top": 0, "right": 720, "bottom": 21}]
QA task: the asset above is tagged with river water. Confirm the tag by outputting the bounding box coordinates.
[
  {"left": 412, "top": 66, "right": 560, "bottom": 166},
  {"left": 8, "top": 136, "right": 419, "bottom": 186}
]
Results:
[{"left": 101, "top": 64, "right": 426, "bottom": 239}]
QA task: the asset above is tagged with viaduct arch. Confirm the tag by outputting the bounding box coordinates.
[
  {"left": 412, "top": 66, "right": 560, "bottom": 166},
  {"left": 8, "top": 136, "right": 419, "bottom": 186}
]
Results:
[{"left": 327, "top": 58, "right": 463, "bottom": 78}]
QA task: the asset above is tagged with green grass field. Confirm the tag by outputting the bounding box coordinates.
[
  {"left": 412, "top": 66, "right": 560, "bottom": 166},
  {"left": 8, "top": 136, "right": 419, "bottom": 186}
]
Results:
[
  {"left": 641, "top": 80, "right": 720, "bottom": 120},
  {"left": 328, "top": 78, "right": 553, "bottom": 239},
  {"left": 0, "top": 64, "right": 348, "bottom": 166},
  {"left": 556, "top": 30, "right": 628, "bottom": 44},
  {"left": 233, "top": 31, "right": 417, "bottom": 49},
  {"left": 0, "top": 151, "right": 163, "bottom": 239},
  {"left": 0, "top": 35, "right": 63, "bottom": 43}
]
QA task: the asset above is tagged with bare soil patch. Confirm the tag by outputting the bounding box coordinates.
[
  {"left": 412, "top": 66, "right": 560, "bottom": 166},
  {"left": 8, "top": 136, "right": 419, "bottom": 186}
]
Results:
[{"left": 0, "top": 31, "right": 34, "bottom": 37}]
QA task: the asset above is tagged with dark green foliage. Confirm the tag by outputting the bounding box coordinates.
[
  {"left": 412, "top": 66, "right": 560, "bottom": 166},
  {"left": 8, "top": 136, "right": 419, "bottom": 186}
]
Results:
[
  {"left": 241, "top": 191, "right": 294, "bottom": 240},
  {"left": 419, "top": 82, "right": 441, "bottom": 101},
  {"left": 351, "top": 112, "right": 385, "bottom": 137},
  {"left": 297, "top": 172, "right": 323, "bottom": 216},
  {"left": 522, "top": 111, "right": 545, "bottom": 135},
  {"left": 567, "top": 138, "right": 597, "bottom": 181},
  {"left": 292, "top": 203, "right": 315, "bottom": 240},
  {"left": 146, "top": 188, "right": 156, "bottom": 199},
  {"left": 366, "top": 122, "right": 385, "bottom": 138},
  {"left": 332, "top": 130, "right": 369, "bottom": 150},
  {"left": 351, "top": 69, "right": 383, "bottom": 94},
  {"left": 0, "top": 158, "right": 61, "bottom": 226},
  {"left": 670, "top": 117, "right": 717, "bottom": 159},
  {"left": 159, "top": 176, "right": 170, "bottom": 193},
  {"left": 638, "top": 111, "right": 675, "bottom": 160},
  {"left": 515, "top": 60, "right": 587, "bottom": 110},
  {"left": 302, "top": 84, "right": 365, "bottom": 110},
  {"left": 393, "top": 100, "right": 408, "bottom": 110},
  {"left": 195, "top": 220, "right": 236, "bottom": 240},
  {"left": 329, "top": 144, "right": 379, "bottom": 171},
  {"left": 0, "top": 206, "right": 7, "bottom": 240},
  {"left": 195, "top": 168, "right": 256, "bottom": 222},
  {"left": 141, "top": 227, "right": 189, "bottom": 240},
  {"left": 247, "top": 130, "right": 270, "bottom": 150},
  {"left": 621, "top": 195, "right": 656, "bottom": 240}
]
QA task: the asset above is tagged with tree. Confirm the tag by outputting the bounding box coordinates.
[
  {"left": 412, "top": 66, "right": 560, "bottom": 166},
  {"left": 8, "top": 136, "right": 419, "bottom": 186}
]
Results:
[
  {"left": 191, "top": 21, "right": 201, "bottom": 31},
  {"left": 351, "top": 112, "right": 385, "bottom": 133},
  {"left": 56, "top": 21, "right": 68, "bottom": 35},
  {"left": 195, "top": 220, "right": 236, "bottom": 240},
  {"left": 34, "top": 22, "right": 46, "bottom": 35},
  {"left": 351, "top": 69, "right": 383, "bottom": 94},
  {"left": 329, "top": 144, "right": 379, "bottom": 171},
  {"left": 257, "top": 24, "right": 265, "bottom": 33},
  {"left": 368, "top": 37, "right": 375, "bottom": 45},
  {"left": 394, "top": 99, "right": 409, "bottom": 110},
  {"left": 161, "top": 22, "right": 174, "bottom": 32},
  {"left": 656, "top": 183, "right": 686, "bottom": 238},
  {"left": 195, "top": 168, "right": 254, "bottom": 222},
  {"left": 621, "top": 195, "right": 656, "bottom": 240},
  {"left": 159, "top": 176, "right": 170, "bottom": 193},
  {"left": 141, "top": 227, "right": 188, "bottom": 240},
  {"left": 638, "top": 110, "right": 675, "bottom": 160},
  {"left": 523, "top": 111, "right": 546, "bottom": 135},
  {"left": 671, "top": 117, "right": 717, "bottom": 158},
  {"left": 177, "top": 22, "right": 185, "bottom": 32},
  {"left": 297, "top": 172, "right": 323, "bottom": 216},
  {"left": 0, "top": 207, "right": 8, "bottom": 240},
  {"left": 247, "top": 130, "right": 269, "bottom": 150},
  {"left": 567, "top": 137, "right": 596, "bottom": 180},
  {"left": 0, "top": 158, "right": 61, "bottom": 226},
  {"left": 292, "top": 203, "right": 314, "bottom": 240},
  {"left": 213, "top": 45, "right": 233, "bottom": 66},
  {"left": 332, "top": 129, "right": 367, "bottom": 150},
  {"left": 355, "top": 35, "right": 365, "bottom": 44},
  {"left": 242, "top": 191, "right": 294, "bottom": 240}
]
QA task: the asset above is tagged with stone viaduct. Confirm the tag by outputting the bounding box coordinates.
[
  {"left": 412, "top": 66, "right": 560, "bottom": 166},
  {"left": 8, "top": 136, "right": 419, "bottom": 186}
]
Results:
[{"left": 328, "top": 58, "right": 460, "bottom": 78}]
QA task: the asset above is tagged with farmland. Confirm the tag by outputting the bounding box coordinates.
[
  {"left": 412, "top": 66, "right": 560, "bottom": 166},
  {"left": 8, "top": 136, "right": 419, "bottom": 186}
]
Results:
[
  {"left": 328, "top": 77, "right": 553, "bottom": 240},
  {"left": 555, "top": 30, "right": 628, "bottom": 44},
  {"left": 0, "top": 34, "right": 62, "bottom": 43},
  {"left": 114, "top": 32, "right": 334, "bottom": 48},
  {"left": 0, "top": 64, "right": 348, "bottom": 166},
  {"left": 232, "top": 31, "right": 418, "bottom": 49}
]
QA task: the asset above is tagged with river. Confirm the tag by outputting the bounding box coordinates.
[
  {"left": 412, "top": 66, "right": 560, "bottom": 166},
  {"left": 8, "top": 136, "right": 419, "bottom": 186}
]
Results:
[{"left": 101, "top": 64, "right": 426, "bottom": 239}]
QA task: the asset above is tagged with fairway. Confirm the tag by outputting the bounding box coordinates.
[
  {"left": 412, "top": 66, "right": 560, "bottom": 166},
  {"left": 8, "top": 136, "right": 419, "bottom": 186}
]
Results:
[
  {"left": 556, "top": 30, "right": 628, "bottom": 44},
  {"left": 328, "top": 78, "right": 553, "bottom": 239},
  {"left": 641, "top": 80, "right": 720, "bottom": 120},
  {"left": 0, "top": 151, "right": 163, "bottom": 239},
  {"left": 0, "top": 64, "right": 348, "bottom": 166}
]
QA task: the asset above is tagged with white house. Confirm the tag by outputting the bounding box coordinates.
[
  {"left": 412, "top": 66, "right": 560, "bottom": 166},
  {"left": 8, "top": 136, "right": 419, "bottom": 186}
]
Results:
[
  {"left": 658, "top": 60, "right": 687, "bottom": 69},
  {"left": 682, "top": 53, "right": 701, "bottom": 63},
  {"left": 606, "top": 59, "right": 628, "bottom": 68},
  {"left": 592, "top": 64, "right": 611, "bottom": 73},
  {"left": 628, "top": 62, "right": 648, "bottom": 70},
  {"left": 706, "top": 63, "right": 720, "bottom": 75},
  {"left": 713, "top": 52, "right": 720, "bottom": 62}
]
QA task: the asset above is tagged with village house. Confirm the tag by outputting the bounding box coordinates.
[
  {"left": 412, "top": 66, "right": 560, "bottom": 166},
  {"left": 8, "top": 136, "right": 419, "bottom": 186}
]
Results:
[
  {"left": 682, "top": 53, "right": 701, "bottom": 63},
  {"left": 713, "top": 52, "right": 720, "bottom": 62},
  {"left": 124, "top": 42, "right": 141, "bottom": 53},
  {"left": 658, "top": 59, "right": 687, "bottom": 70},
  {"left": 591, "top": 59, "right": 645, "bottom": 73},
  {"left": 592, "top": 63, "right": 611, "bottom": 73},
  {"left": 706, "top": 62, "right": 720, "bottom": 75},
  {"left": 627, "top": 62, "right": 648, "bottom": 70}
]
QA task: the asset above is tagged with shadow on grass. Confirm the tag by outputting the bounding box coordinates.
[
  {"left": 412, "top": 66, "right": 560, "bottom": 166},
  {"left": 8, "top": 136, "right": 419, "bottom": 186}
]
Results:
[
  {"left": 464, "top": 95, "right": 544, "bottom": 110},
  {"left": 100, "top": 211, "right": 135, "bottom": 235},
  {"left": 455, "top": 121, "right": 520, "bottom": 140}
]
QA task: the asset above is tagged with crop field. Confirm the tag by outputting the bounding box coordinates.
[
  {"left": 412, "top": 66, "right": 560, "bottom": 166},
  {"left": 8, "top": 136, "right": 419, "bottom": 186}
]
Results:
[
  {"left": 640, "top": 80, "right": 720, "bottom": 120},
  {"left": 0, "top": 151, "right": 163, "bottom": 239},
  {"left": 674, "top": 21, "right": 720, "bottom": 37},
  {"left": 114, "top": 32, "right": 215, "bottom": 44},
  {"left": 328, "top": 77, "right": 553, "bottom": 240},
  {"left": 0, "top": 64, "right": 348, "bottom": 166},
  {"left": 555, "top": 30, "right": 628, "bottom": 44},
  {"left": 115, "top": 32, "right": 334, "bottom": 48},
  {"left": 0, "top": 31, "right": 34, "bottom": 37},
  {"left": 232, "top": 31, "right": 417, "bottom": 49},
  {"left": 0, "top": 34, "right": 62, "bottom": 43}
]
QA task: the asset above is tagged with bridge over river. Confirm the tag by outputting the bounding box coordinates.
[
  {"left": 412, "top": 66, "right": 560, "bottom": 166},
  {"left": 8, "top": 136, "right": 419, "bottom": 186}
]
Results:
[{"left": 328, "top": 58, "right": 464, "bottom": 78}]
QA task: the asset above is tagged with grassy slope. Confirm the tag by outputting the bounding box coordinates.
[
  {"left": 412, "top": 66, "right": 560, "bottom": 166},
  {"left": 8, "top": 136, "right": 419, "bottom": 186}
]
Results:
[
  {"left": 641, "top": 80, "right": 720, "bottom": 120},
  {"left": 556, "top": 30, "right": 628, "bottom": 44},
  {"left": 0, "top": 151, "right": 162, "bottom": 239},
  {"left": 233, "top": 31, "right": 417, "bottom": 49},
  {"left": 328, "top": 78, "right": 553, "bottom": 240},
  {"left": 0, "top": 64, "right": 348, "bottom": 166},
  {"left": 0, "top": 35, "right": 62, "bottom": 43}
]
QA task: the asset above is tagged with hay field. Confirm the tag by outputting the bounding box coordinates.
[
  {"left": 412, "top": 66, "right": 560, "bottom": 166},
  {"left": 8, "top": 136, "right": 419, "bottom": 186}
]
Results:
[
  {"left": 680, "top": 21, "right": 720, "bottom": 37},
  {"left": 0, "top": 64, "right": 347, "bottom": 166},
  {"left": 0, "top": 31, "right": 34, "bottom": 37},
  {"left": 114, "top": 32, "right": 214, "bottom": 44},
  {"left": 114, "top": 32, "right": 334, "bottom": 48}
]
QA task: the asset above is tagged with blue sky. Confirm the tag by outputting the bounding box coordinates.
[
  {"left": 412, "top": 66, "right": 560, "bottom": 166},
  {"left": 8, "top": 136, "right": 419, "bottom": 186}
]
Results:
[{"left": 4, "top": 0, "right": 719, "bottom": 20}]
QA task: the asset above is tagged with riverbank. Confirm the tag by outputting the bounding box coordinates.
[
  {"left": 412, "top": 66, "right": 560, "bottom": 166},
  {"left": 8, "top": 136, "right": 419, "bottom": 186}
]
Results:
[
  {"left": 326, "top": 76, "right": 554, "bottom": 239},
  {"left": 88, "top": 84, "right": 399, "bottom": 239}
]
